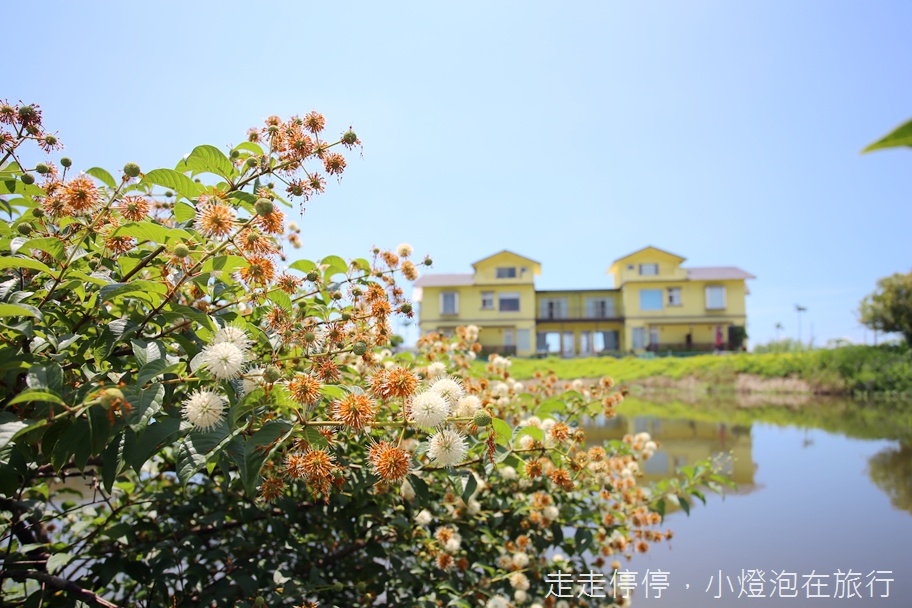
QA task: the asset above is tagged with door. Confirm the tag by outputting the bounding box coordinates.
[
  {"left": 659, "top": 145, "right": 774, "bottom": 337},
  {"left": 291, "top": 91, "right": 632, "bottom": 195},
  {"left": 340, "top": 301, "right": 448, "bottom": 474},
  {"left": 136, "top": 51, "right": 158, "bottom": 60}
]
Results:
[{"left": 562, "top": 332, "right": 575, "bottom": 357}]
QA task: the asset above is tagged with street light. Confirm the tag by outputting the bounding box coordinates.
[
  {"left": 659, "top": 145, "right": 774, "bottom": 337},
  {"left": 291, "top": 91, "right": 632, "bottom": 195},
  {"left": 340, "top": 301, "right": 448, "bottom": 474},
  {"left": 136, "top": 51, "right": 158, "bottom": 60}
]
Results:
[{"left": 795, "top": 304, "right": 807, "bottom": 347}]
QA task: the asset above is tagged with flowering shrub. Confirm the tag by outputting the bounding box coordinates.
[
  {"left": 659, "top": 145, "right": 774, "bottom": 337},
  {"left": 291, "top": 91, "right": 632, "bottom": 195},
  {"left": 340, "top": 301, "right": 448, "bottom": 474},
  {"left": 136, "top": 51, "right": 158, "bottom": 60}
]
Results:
[{"left": 0, "top": 103, "right": 728, "bottom": 607}]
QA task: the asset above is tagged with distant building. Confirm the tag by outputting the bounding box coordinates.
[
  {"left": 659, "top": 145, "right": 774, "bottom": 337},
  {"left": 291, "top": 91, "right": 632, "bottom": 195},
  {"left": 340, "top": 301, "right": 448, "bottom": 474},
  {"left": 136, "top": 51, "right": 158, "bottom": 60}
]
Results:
[{"left": 412, "top": 247, "right": 754, "bottom": 357}]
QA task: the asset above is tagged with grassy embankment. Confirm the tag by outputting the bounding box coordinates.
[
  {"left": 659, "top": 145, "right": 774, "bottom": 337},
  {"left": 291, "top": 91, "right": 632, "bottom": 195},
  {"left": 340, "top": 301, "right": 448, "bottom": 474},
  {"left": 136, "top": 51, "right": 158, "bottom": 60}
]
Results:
[{"left": 496, "top": 344, "right": 912, "bottom": 398}]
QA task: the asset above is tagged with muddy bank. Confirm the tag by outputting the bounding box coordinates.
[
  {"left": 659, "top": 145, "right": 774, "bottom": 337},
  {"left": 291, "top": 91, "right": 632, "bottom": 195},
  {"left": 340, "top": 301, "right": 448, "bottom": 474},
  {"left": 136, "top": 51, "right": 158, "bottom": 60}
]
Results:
[{"left": 631, "top": 373, "right": 844, "bottom": 397}]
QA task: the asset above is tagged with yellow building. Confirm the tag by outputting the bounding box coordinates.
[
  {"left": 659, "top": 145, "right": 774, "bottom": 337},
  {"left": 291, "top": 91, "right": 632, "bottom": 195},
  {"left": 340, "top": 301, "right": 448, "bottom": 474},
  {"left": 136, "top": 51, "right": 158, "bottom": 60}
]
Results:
[{"left": 413, "top": 247, "right": 754, "bottom": 357}]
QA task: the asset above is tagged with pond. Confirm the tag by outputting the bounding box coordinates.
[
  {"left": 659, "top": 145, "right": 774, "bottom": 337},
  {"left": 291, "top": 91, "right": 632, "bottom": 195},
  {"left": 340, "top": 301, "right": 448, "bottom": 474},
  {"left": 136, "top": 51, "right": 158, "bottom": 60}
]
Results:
[{"left": 584, "top": 395, "right": 912, "bottom": 606}]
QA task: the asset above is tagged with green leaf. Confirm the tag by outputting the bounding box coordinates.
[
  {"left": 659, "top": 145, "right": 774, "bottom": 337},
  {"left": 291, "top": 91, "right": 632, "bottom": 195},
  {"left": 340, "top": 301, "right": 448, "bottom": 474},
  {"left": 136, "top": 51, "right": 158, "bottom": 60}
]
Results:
[
  {"left": 0, "top": 255, "right": 54, "bottom": 275},
  {"left": 46, "top": 552, "right": 73, "bottom": 575},
  {"left": 86, "top": 167, "right": 117, "bottom": 188},
  {"left": 201, "top": 255, "right": 249, "bottom": 274},
  {"left": 136, "top": 360, "right": 184, "bottom": 386},
  {"left": 678, "top": 495, "right": 691, "bottom": 516},
  {"left": 131, "top": 339, "right": 166, "bottom": 367},
  {"left": 233, "top": 141, "right": 264, "bottom": 155},
  {"left": 101, "top": 433, "right": 124, "bottom": 493},
  {"left": 863, "top": 118, "right": 912, "bottom": 153},
  {"left": 176, "top": 427, "right": 229, "bottom": 485},
  {"left": 321, "top": 255, "right": 349, "bottom": 279},
  {"left": 143, "top": 168, "right": 203, "bottom": 200},
  {"left": 126, "top": 384, "right": 165, "bottom": 430},
  {"left": 515, "top": 425, "right": 543, "bottom": 442},
  {"left": 8, "top": 390, "right": 65, "bottom": 406},
  {"left": 18, "top": 237, "right": 66, "bottom": 261},
  {"left": 303, "top": 426, "right": 328, "bottom": 449},
  {"left": 111, "top": 221, "right": 190, "bottom": 244},
  {"left": 181, "top": 145, "right": 236, "bottom": 180},
  {"left": 174, "top": 201, "right": 195, "bottom": 223},
  {"left": 51, "top": 419, "right": 90, "bottom": 471},
  {"left": 267, "top": 289, "right": 292, "bottom": 311},
  {"left": 491, "top": 418, "right": 512, "bottom": 445},
  {"left": 408, "top": 474, "right": 430, "bottom": 503},
  {"left": 27, "top": 363, "right": 64, "bottom": 393},
  {"left": 239, "top": 421, "right": 293, "bottom": 496},
  {"left": 0, "top": 418, "right": 29, "bottom": 452},
  {"left": 131, "top": 417, "right": 183, "bottom": 472},
  {"left": 289, "top": 259, "right": 316, "bottom": 273},
  {"left": 0, "top": 303, "right": 42, "bottom": 320},
  {"left": 98, "top": 280, "right": 168, "bottom": 302},
  {"left": 461, "top": 473, "right": 477, "bottom": 503}
]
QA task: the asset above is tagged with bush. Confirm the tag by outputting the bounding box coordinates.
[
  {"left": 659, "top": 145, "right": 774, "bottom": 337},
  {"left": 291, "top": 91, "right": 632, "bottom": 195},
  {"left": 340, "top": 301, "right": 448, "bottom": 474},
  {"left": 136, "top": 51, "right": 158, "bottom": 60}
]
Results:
[{"left": 0, "top": 104, "right": 725, "bottom": 606}]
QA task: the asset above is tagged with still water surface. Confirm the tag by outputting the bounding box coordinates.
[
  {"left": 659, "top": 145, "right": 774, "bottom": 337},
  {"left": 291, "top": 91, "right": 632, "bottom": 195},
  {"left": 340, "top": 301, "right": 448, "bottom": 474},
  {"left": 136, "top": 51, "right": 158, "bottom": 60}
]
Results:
[{"left": 586, "top": 396, "right": 912, "bottom": 607}]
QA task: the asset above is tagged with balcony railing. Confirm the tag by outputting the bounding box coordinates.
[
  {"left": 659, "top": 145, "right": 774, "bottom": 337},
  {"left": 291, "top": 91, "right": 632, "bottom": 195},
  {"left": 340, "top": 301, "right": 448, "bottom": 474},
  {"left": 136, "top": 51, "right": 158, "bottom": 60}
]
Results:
[{"left": 536, "top": 307, "right": 620, "bottom": 321}]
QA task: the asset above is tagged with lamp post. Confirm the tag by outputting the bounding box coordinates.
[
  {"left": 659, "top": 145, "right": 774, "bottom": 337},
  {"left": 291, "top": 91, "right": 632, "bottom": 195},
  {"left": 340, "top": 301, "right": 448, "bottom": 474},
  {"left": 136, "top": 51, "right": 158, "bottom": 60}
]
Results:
[{"left": 795, "top": 305, "right": 807, "bottom": 347}]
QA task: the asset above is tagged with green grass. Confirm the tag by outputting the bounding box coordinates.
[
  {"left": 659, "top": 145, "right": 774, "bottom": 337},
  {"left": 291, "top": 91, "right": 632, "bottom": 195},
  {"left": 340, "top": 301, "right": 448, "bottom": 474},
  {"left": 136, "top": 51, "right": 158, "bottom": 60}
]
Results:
[{"left": 488, "top": 344, "right": 912, "bottom": 395}]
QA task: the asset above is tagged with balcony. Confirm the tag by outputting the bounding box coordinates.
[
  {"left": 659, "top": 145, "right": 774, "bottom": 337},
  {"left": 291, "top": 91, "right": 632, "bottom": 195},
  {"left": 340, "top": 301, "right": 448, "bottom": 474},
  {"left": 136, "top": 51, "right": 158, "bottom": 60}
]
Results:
[{"left": 536, "top": 307, "right": 621, "bottom": 323}]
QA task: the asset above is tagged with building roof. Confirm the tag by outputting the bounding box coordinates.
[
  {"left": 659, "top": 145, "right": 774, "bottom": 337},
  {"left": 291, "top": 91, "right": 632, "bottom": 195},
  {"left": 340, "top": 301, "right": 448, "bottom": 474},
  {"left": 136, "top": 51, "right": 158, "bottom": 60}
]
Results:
[
  {"left": 685, "top": 266, "right": 755, "bottom": 280},
  {"left": 412, "top": 273, "right": 474, "bottom": 287},
  {"left": 611, "top": 245, "right": 686, "bottom": 264},
  {"left": 471, "top": 250, "right": 541, "bottom": 269}
]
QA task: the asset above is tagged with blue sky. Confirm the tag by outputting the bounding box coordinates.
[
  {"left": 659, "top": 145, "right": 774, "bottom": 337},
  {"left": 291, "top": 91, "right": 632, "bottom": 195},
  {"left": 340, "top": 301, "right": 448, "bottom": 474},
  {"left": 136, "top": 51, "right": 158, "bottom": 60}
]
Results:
[{"left": 7, "top": 1, "right": 911, "bottom": 348}]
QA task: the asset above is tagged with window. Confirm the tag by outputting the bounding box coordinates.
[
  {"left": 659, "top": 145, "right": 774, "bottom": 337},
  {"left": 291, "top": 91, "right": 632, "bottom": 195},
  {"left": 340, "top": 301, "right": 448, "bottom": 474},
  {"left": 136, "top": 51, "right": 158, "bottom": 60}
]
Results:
[
  {"left": 481, "top": 291, "right": 494, "bottom": 310},
  {"left": 440, "top": 292, "right": 458, "bottom": 315},
  {"left": 639, "top": 289, "right": 663, "bottom": 311},
  {"left": 667, "top": 287, "right": 682, "bottom": 306},
  {"left": 496, "top": 267, "right": 517, "bottom": 279},
  {"left": 586, "top": 297, "right": 614, "bottom": 319},
  {"left": 540, "top": 297, "right": 567, "bottom": 319},
  {"left": 649, "top": 327, "right": 659, "bottom": 346},
  {"left": 517, "top": 329, "right": 531, "bottom": 352},
  {"left": 639, "top": 263, "right": 658, "bottom": 276},
  {"left": 705, "top": 286, "right": 726, "bottom": 310},
  {"left": 499, "top": 292, "right": 520, "bottom": 312}
]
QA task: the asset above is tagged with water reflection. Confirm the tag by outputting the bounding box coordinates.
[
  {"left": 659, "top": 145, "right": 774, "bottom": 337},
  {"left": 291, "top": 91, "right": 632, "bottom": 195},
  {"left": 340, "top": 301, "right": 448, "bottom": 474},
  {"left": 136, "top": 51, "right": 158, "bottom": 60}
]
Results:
[
  {"left": 586, "top": 415, "right": 756, "bottom": 491},
  {"left": 581, "top": 395, "right": 912, "bottom": 605},
  {"left": 869, "top": 442, "right": 912, "bottom": 515}
]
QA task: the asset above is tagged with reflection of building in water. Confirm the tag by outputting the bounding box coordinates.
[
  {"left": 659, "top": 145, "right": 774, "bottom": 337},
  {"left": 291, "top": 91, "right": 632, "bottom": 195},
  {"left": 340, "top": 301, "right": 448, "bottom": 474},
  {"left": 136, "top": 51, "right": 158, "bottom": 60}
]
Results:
[{"left": 585, "top": 416, "right": 756, "bottom": 489}]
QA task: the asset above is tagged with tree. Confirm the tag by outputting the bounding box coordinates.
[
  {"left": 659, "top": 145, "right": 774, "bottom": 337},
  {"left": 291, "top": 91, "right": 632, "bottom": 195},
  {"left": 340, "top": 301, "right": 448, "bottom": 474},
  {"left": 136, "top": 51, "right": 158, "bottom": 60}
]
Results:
[
  {"left": 0, "top": 103, "right": 727, "bottom": 607},
  {"left": 859, "top": 271, "right": 912, "bottom": 345}
]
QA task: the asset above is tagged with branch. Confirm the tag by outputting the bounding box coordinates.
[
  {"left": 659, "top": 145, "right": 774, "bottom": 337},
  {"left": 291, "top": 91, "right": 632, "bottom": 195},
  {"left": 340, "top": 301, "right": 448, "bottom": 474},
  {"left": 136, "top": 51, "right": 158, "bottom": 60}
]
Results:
[{"left": 0, "top": 569, "right": 119, "bottom": 608}]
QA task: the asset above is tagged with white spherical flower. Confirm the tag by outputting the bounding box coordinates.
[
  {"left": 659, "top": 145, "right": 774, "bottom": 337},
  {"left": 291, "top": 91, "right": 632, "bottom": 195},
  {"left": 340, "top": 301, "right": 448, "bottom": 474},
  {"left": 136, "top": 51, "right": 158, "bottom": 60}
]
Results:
[
  {"left": 212, "top": 323, "right": 252, "bottom": 353},
  {"left": 455, "top": 394, "right": 481, "bottom": 418},
  {"left": 644, "top": 440, "right": 658, "bottom": 452},
  {"left": 521, "top": 416, "right": 542, "bottom": 428},
  {"left": 635, "top": 431, "right": 651, "bottom": 443},
  {"left": 182, "top": 389, "right": 226, "bottom": 432},
  {"left": 410, "top": 391, "right": 449, "bottom": 427},
  {"left": 486, "top": 596, "right": 510, "bottom": 608},
  {"left": 242, "top": 367, "right": 265, "bottom": 395},
  {"left": 509, "top": 572, "right": 530, "bottom": 591},
  {"left": 467, "top": 351, "right": 477, "bottom": 361},
  {"left": 519, "top": 435, "right": 535, "bottom": 450},
  {"left": 501, "top": 466, "right": 517, "bottom": 480},
  {"left": 541, "top": 418, "right": 556, "bottom": 433},
  {"left": 496, "top": 554, "right": 513, "bottom": 569},
  {"left": 445, "top": 536, "right": 461, "bottom": 553},
  {"left": 428, "top": 428, "right": 468, "bottom": 467},
  {"left": 467, "top": 499, "right": 481, "bottom": 516},
  {"left": 401, "top": 479, "right": 416, "bottom": 501},
  {"left": 201, "top": 342, "right": 245, "bottom": 379},
  {"left": 514, "top": 590, "right": 528, "bottom": 603},
  {"left": 544, "top": 505, "right": 560, "bottom": 521},
  {"left": 396, "top": 242, "right": 414, "bottom": 257},
  {"left": 493, "top": 381, "right": 510, "bottom": 397},
  {"left": 415, "top": 509, "right": 433, "bottom": 525},
  {"left": 426, "top": 361, "right": 447, "bottom": 378},
  {"left": 512, "top": 552, "right": 530, "bottom": 568},
  {"left": 430, "top": 377, "right": 465, "bottom": 405},
  {"left": 512, "top": 381, "right": 524, "bottom": 392}
]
